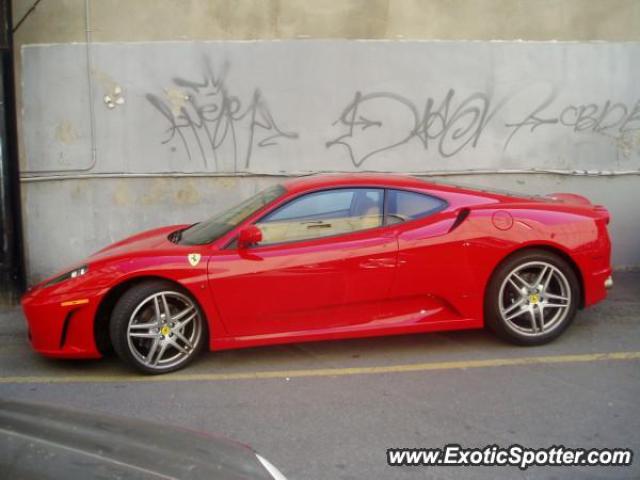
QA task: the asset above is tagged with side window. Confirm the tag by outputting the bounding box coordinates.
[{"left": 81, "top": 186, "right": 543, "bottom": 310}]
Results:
[
  {"left": 265, "top": 190, "right": 355, "bottom": 222},
  {"left": 256, "top": 188, "right": 384, "bottom": 245},
  {"left": 385, "top": 190, "right": 446, "bottom": 225}
]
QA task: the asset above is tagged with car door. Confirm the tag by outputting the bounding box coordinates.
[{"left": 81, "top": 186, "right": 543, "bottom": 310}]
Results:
[
  {"left": 207, "top": 188, "right": 398, "bottom": 337},
  {"left": 383, "top": 189, "right": 476, "bottom": 324}
]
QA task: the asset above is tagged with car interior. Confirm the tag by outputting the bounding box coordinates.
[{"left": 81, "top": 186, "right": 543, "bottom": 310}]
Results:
[
  {"left": 254, "top": 188, "right": 446, "bottom": 246},
  {"left": 257, "top": 189, "right": 384, "bottom": 245}
]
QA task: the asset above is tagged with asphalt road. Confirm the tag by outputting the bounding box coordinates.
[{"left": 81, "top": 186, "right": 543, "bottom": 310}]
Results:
[{"left": 1, "top": 272, "right": 639, "bottom": 480}]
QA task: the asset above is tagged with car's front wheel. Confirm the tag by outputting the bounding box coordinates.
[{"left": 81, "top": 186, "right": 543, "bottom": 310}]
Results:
[
  {"left": 485, "top": 250, "right": 580, "bottom": 345},
  {"left": 110, "top": 280, "right": 206, "bottom": 374}
]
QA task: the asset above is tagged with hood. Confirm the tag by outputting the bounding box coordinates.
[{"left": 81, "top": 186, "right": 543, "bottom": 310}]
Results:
[
  {"left": 0, "top": 399, "right": 277, "bottom": 480},
  {"left": 26, "top": 225, "right": 191, "bottom": 292},
  {"left": 89, "top": 224, "right": 188, "bottom": 262}
]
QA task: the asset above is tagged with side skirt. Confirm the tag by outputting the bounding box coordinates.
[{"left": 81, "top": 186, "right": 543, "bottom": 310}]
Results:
[{"left": 210, "top": 318, "right": 483, "bottom": 351}]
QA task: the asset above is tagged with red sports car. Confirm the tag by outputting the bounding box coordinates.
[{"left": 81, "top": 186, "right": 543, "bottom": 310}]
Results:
[{"left": 22, "top": 174, "right": 612, "bottom": 374}]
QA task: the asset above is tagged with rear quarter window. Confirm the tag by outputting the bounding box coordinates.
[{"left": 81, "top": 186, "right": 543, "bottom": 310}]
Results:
[{"left": 386, "top": 190, "right": 446, "bottom": 223}]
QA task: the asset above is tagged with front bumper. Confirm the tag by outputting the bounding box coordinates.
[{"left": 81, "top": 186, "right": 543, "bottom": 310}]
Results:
[{"left": 21, "top": 288, "right": 104, "bottom": 358}]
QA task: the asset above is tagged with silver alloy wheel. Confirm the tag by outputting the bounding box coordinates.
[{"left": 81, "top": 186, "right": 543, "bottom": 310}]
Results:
[
  {"left": 498, "top": 261, "right": 572, "bottom": 337},
  {"left": 126, "top": 291, "right": 202, "bottom": 370}
]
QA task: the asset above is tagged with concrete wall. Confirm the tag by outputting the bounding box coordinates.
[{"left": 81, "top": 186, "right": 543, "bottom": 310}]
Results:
[
  {"left": 12, "top": 0, "right": 640, "bottom": 42},
  {"left": 13, "top": 0, "right": 640, "bottom": 281},
  {"left": 21, "top": 41, "right": 640, "bottom": 175}
]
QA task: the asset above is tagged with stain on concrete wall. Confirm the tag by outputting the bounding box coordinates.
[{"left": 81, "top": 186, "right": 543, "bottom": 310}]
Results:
[
  {"left": 21, "top": 173, "right": 640, "bottom": 282},
  {"left": 12, "top": 0, "right": 640, "bottom": 44}
]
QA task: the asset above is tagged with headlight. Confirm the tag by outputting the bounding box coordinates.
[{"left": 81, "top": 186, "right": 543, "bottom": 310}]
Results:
[
  {"left": 44, "top": 265, "right": 89, "bottom": 287},
  {"left": 256, "top": 453, "right": 288, "bottom": 480}
]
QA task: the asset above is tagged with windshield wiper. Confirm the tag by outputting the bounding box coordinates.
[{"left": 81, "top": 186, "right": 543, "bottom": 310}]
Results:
[
  {"left": 168, "top": 223, "right": 201, "bottom": 244},
  {"left": 168, "top": 229, "right": 183, "bottom": 243}
]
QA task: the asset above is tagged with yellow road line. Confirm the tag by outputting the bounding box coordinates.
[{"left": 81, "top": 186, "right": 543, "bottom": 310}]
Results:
[{"left": 0, "top": 351, "right": 638, "bottom": 384}]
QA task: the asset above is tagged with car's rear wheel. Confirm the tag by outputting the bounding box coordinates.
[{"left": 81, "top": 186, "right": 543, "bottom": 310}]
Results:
[
  {"left": 485, "top": 250, "right": 580, "bottom": 345},
  {"left": 110, "top": 280, "right": 205, "bottom": 374}
]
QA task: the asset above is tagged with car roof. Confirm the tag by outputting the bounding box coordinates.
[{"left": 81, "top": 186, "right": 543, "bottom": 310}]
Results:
[
  {"left": 282, "top": 173, "right": 436, "bottom": 194},
  {"left": 281, "top": 173, "right": 550, "bottom": 204}
]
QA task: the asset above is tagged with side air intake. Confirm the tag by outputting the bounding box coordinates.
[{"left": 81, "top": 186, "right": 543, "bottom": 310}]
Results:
[{"left": 449, "top": 208, "right": 470, "bottom": 233}]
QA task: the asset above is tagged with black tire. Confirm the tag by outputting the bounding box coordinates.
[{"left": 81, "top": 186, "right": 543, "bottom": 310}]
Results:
[
  {"left": 109, "top": 280, "right": 206, "bottom": 374},
  {"left": 485, "top": 249, "right": 580, "bottom": 345}
]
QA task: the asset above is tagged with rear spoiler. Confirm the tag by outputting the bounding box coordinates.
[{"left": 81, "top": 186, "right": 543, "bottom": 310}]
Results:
[{"left": 546, "top": 193, "right": 610, "bottom": 224}]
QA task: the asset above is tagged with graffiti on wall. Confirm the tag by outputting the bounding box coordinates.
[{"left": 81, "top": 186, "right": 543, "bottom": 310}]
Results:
[
  {"left": 147, "top": 68, "right": 640, "bottom": 171},
  {"left": 21, "top": 41, "right": 640, "bottom": 174},
  {"left": 326, "top": 87, "right": 640, "bottom": 168},
  {"left": 146, "top": 61, "right": 298, "bottom": 171}
]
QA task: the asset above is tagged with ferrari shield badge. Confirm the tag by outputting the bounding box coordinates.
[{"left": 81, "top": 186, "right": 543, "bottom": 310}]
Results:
[{"left": 187, "top": 253, "right": 201, "bottom": 267}]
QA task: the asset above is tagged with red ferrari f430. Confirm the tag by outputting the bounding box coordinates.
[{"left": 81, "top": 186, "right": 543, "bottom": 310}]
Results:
[{"left": 22, "top": 174, "right": 612, "bottom": 373}]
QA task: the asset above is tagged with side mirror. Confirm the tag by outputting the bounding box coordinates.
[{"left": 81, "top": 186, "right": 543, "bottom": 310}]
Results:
[{"left": 238, "top": 225, "right": 262, "bottom": 249}]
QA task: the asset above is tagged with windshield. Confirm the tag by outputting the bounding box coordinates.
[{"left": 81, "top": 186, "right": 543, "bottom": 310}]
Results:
[{"left": 176, "top": 185, "right": 286, "bottom": 245}]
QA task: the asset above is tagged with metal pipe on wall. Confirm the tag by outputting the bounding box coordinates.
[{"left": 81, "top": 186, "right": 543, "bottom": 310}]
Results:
[
  {"left": 18, "top": 169, "right": 640, "bottom": 183},
  {"left": 0, "top": 0, "right": 25, "bottom": 299}
]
